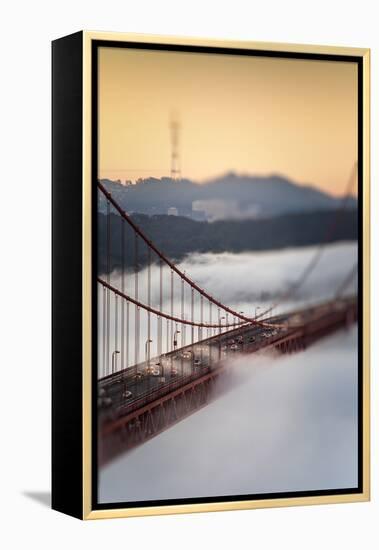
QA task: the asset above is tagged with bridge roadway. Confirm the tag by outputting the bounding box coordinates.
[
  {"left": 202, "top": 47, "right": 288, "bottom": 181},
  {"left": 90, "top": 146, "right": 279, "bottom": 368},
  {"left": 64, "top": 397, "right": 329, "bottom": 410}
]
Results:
[{"left": 98, "top": 295, "right": 357, "bottom": 426}]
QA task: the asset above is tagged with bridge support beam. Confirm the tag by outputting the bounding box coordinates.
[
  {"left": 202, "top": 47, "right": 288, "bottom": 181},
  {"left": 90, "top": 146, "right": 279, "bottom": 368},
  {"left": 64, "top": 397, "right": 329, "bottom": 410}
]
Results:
[{"left": 99, "top": 370, "right": 220, "bottom": 466}]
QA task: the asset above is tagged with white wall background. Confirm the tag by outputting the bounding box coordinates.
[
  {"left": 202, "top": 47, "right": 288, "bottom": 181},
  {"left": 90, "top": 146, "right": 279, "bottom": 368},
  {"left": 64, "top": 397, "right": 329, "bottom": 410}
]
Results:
[{"left": 0, "top": 0, "right": 377, "bottom": 548}]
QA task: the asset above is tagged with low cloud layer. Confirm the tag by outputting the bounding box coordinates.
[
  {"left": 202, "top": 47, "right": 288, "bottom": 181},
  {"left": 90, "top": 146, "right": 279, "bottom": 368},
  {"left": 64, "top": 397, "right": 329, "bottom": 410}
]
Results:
[
  {"left": 99, "top": 241, "right": 357, "bottom": 375},
  {"left": 177, "top": 240, "right": 357, "bottom": 307},
  {"left": 99, "top": 326, "right": 358, "bottom": 503}
]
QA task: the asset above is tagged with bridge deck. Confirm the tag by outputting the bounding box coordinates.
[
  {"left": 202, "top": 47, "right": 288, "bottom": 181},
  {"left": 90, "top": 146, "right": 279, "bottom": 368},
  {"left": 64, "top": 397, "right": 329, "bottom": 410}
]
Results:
[{"left": 98, "top": 296, "right": 357, "bottom": 464}]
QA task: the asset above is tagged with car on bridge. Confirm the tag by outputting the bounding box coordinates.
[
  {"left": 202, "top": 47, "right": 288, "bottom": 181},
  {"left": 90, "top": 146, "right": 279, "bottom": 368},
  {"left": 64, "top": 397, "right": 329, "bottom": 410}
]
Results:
[{"left": 145, "top": 366, "right": 161, "bottom": 376}]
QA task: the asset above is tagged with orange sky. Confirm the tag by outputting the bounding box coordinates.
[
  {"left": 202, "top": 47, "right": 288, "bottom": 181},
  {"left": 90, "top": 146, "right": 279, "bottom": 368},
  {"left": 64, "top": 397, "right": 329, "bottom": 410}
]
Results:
[{"left": 98, "top": 46, "right": 358, "bottom": 196}]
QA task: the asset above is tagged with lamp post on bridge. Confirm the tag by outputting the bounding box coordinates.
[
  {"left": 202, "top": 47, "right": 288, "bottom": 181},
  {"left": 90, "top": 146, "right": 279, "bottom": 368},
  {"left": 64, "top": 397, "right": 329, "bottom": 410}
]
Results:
[
  {"left": 145, "top": 338, "right": 153, "bottom": 366},
  {"left": 111, "top": 350, "right": 120, "bottom": 375},
  {"left": 173, "top": 327, "right": 181, "bottom": 352},
  {"left": 218, "top": 315, "right": 225, "bottom": 359},
  {"left": 220, "top": 316, "right": 226, "bottom": 332},
  {"left": 172, "top": 327, "right": 181, "bottom": 377},
  {"left": 238, "top": 311, "right": 245, "bottom": 349}
]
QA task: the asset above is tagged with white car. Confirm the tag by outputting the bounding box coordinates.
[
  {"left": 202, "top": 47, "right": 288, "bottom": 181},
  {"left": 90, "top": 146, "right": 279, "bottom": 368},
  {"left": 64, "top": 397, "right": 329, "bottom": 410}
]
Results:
[
  {"left": 145, "top": 366, "right": 159, "bottom": 375},
  {"left": 123, "top": 390, "right": 133, "bottom": 399}
]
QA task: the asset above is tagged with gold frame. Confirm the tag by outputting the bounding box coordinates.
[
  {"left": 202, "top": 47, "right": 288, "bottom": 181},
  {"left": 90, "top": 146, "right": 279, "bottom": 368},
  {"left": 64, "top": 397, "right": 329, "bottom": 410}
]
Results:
[{"left": 81, "top": 31, "right": 370, "bottom": 520}]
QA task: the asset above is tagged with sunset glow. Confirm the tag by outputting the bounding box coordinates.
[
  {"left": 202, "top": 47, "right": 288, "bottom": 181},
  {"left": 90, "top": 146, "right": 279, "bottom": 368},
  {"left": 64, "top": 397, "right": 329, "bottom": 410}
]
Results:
[{"left": 98, "top": 47, "right": 358, "bottom": 196}]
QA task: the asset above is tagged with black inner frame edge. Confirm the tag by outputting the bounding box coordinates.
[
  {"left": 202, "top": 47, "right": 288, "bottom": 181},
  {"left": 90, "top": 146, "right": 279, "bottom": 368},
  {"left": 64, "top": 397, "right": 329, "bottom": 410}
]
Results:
[{"left": 90, "top": 39, "right": 364, "bottom": 511}]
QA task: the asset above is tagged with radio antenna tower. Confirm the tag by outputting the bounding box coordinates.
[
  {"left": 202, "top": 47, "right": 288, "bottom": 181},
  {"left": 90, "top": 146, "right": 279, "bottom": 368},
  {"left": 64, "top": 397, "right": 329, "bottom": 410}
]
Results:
[{"left": 170, "top": 113, "right": 181, "bottom": 181}]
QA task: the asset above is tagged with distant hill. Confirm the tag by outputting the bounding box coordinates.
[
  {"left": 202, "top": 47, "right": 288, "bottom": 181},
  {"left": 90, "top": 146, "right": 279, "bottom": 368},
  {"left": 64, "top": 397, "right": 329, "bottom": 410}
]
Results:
[
  {"left": 98, "top": 208, "right": 358, "bottom": 274},
  {"left": 99, "top": 173, "right": 356, "bottom": 221}
]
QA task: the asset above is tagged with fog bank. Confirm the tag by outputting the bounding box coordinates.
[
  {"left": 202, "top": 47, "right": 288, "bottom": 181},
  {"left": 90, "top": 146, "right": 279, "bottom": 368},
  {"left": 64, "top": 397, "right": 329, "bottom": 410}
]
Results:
[
  {"left": 99, "top": 326, "right": 358, "bottom": 503},
  {"left": 99, "top": 241, "right": 357, "bottom": 376}
]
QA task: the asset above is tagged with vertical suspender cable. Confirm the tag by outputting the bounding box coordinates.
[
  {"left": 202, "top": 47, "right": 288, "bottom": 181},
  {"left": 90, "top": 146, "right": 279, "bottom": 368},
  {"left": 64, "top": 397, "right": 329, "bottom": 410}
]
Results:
[
  {"left": 106, "top": 199, "right": 111, "bottom": 375},
  {"left": 102, "top": 286, "right": 106, "bottom": 378},
  {"left": 209, "top": 301, "right": 212, "bottom": 339},
  {"left": 181, "top": 277, "right": 184, "bottom": 347},
  {"left": 114, "top": 294, "right": 118, "bottom": 373},
  {"left": 134, "top": 232, "right": 139, "bottom": 368},
  {"left": 147, "top": 246, "right": 151, "bottom": 363},
  {"left": 170, "top": 270, "right": 174, "bottom": 351},
  {"left": 121, "top": 218, "right": 125, "bottom": 371},
  {"left": 191, "top": 288, "right": 194, "bottom": 345},
  {"left": 158, "top": 260, "right": 163, "bottom": 357},
  {"left": 200, "top": 295, "right": 204, "bottom": 341},
  {"left": 126, "top": 301, "right": 129, "bottom": 369}
]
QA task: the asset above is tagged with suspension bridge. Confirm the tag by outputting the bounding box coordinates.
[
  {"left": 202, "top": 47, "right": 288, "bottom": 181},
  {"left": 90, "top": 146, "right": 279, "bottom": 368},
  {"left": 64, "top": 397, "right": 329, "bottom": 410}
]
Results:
[{"left": 97, "top": 167, "right": 358, "bottom": 465}]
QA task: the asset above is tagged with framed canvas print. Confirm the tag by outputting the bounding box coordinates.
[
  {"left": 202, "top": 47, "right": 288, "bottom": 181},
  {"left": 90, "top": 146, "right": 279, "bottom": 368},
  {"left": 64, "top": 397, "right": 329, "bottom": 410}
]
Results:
[{"left": 52, "top": 31, "right": 370, "bottom": 520}]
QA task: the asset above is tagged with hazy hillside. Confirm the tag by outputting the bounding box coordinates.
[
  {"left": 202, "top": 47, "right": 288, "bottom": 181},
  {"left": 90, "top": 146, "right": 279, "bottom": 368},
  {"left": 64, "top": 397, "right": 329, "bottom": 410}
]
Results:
[{"left": 99, "top": 173, "right": 356, "bottom": 221}]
